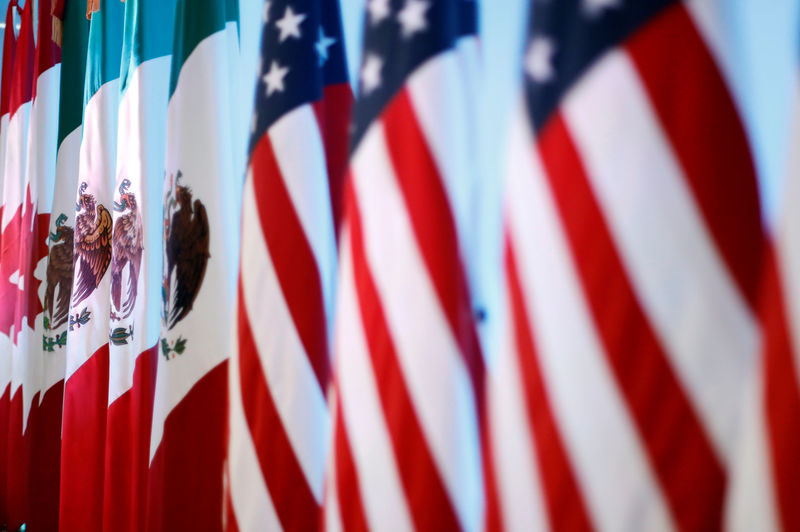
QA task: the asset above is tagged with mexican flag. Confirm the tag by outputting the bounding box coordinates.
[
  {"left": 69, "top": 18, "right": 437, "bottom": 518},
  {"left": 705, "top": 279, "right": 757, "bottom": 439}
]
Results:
[
  {"left": 103, "top": 0, "right": 174, "bottom": 529},
  {"left": 59, "top": 0, "right": 123, "bottom": 528},
  {"left": 147, "top": 0, "right": 242, "bottom": 529},
  {"left": 2, "top": 0, "right": 33, "bottom": 527},
  {"left": 0, "top": 2, "right": 17, "bottom": 524},
  {"left": 43, "top": 1, "right": 89, "bottom": 527},
  {"left": 20, "top": 0, "right": 62, "bottom": 528}
]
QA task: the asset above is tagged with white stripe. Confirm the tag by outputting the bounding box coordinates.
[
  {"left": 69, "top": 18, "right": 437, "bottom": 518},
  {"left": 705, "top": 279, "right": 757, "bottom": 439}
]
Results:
[
  {"left": 489, "top": 280, "right": 550, "bottom": 532},
  {"left": 323, "top": 392, "right": 344, "bottom": 532},
  {"left": 406, "top": 50, "right": 477, "bottom": 272},
  {"left": 65, "top": 78, "right": 119, "bottom": 382},
  {"left": 724, "top": 360, "right": 780, "bottom": 532},
  {"left": 40, "top": 125, "right": 80, "bottom": 397},
  {"left": 268, "top": 105, "right": 338, "bottom": 334},
  {"left": 240, "top": 173, "right": 329, "bottom": 501},
  {"left": 351, "top": 122, "right": 483, "bottom": 532},
  {"left": 505, "top": 103, "right": 674, "bottom": 532},
  {"left": 108, "top": 56, "right": 170, "bottom": 405},
  {"left": 0, "top": 113, "right": 10, "bottom": 207},
  {"left": 1, "top": 101, "right": 30, "bottom": 229},
  {"left": 334, "top": 227, "right": 414, "bottom": 532},
  {"left": 228, "top": 319, "right": 284, "bottom": 532},
  {"left": 563, "top": 50, "right": 757, "bottom": 465},
  {"left": 151, "top": 24, "right": 242, "bottom": 456}
]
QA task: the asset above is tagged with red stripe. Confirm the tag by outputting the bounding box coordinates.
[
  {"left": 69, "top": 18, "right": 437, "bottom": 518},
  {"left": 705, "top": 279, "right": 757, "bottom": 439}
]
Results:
[
  {"left": 381, "top": 89, "right": 485, "bottom": 402},
  {"left": 6, "top": 387, "right": 30, "bottom": 530},
  {"left": 506, "top": 238, "right": 595, "bottom": 532},
  {"left": 33, "top": 0, "right": 60, "bottom": 88},
  {"left": 8, "top": 0, "right": 33, "bottom": 117},
  {"left": 251, "top": 134, "right": 330, "bottom": 393},
  {"left": 537, "top": 114, "right": 725, "bottom": 532},
  {"left": 626, "top": 3, "right": 763, "bottom": 310},
  {"left": 346, "top": 179, "right": 461, "bottom": 531},
  {"left": 381, "top": 91, "right": 500, "bottom": 531},
  {"left": 0, "top": 4, "right": 16, "bottom": 117},
  {"left": 103, "top": 345, "right": 158, "bottom": 532},
  {"left": 0, "top": 385, "right": 8, "bottom": 526},
  {"left": 313, "top": 83, "right": 353, "bottom": 241},
  {"left": 146, "top": 361, "right": 227, "bottom": 532},
  {"left": 237, "top": 280, "right": 321, "bottom": 531},
  {"left": 225, "top": 481, "right": 240, "bottom": 532},
  {"left": 761, "top": 249, "right": 800, "bottom": 531},
  {"left": 333, "top": 391, "right": 369, "bottom": 532},
  {"left": 28, "top": 379, "right": 63, "bottom": 532},
  {"left": 59, "top": 344, "right": 109, "bottom": 531}
]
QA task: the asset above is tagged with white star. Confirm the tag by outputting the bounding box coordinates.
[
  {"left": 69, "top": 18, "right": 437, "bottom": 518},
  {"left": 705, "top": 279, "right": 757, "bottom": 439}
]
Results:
[
  {"left": 263, "top": 60, "right": 289, "bottom": 96},
  {"left": 525, "top": 37, "right": 556, "bottom": 83},
  {"left": 397, "top": 0, "right": 430, "bottom": 38},
  {"left": 316, "top": 27, "right": 337, "bottom": 66},
  {"left": 262, "top": 1, "right": 271, "bottom": 22},
  {"left": 583, "top": 0, "right": 621, "bottom": 16},
  {"left": 360, "top": 54, "right": 383, "bottom": 95},
  {"left": 366, "top": 0, "right": 390, "bottom": 26},
  {"left": 275, "top": 6, "right": 306, "bottom": 42}
]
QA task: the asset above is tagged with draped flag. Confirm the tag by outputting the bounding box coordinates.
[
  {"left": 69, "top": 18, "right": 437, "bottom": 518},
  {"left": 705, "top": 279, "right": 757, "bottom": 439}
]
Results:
[
  {"left": 227, "top": 0, "right": 350, "bottom": 528},
  {"left": 59, "top": 0, "right": 124, "bottom": 528},
  {"left": 0, "top": 3, "right": 17, "bottom": 524},
  {"left": 326, "top": 1, "right": 489, "bottom": 530},
  {"left": 42, "top": 0, "right": 89, "bottom": 524},
  {"left": 102, "top": 0, "right": 174, "bottom": 529},
  {"left": 725, "top": 70, "right": 800, "bottom": 532},
  {"left": 22, "top": 0, "right": 62, "bottom": 528},
  {"left": 2, "top": 0, "right": 33, "bottom": 527},
  {"left": 147, "top": 1, "right": 242, "bottom": 529},
  {"left": 492, "top": 1, "right": 764, "bottom": 530}
]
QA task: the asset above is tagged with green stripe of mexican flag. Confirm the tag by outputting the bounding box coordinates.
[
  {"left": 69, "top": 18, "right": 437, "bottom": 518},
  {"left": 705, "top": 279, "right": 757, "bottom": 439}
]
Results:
[{"left": 148, "top": 1, "right": 242, "bottom": 529}]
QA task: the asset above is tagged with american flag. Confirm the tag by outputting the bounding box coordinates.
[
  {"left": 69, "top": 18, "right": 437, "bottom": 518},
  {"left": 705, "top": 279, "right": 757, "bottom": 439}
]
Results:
[
  {"left": 324, "top": 1, "right": 496, "bottom": 531},
  {"left": 493, "top": 0, "right": 764, "bottom": 530},
  {"left": 227, "top": 0, "right": 351, "bottom": 529}
]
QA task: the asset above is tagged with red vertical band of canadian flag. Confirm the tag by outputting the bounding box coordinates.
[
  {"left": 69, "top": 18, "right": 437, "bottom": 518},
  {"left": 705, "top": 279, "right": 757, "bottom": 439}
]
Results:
[
  {"left": 495, "top": 2, "right": 763, "bottom": 531},
  {"left": 4, "top": 0, "right": 34, "bottom": 527},
  {"left": 0, "top": 3, "right": 17, "bottom": 526}
]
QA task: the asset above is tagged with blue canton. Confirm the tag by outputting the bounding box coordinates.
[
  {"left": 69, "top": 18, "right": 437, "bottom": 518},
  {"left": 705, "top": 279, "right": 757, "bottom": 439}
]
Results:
[
  {"left": 249, "top": 0, "right": 350, "bottom": 155},
  {"left": 523, "top": 0, "right": 679, "bottom": 132},
  {"left": 350, "top": 0, "right": 477, "bottom": 153}
]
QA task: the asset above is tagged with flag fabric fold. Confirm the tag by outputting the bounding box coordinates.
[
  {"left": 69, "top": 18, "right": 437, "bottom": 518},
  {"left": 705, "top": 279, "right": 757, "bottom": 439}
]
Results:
[
  {"left": 22, "top": 0, "right": 62, "bottom": 528},
  {"left": 59, "top": 0, "right": 124, "bottom": 528},
  {"left": 227, "top": 0, "right": 351, "bottom": 529},
  {"left": 0, "top": 3, "right": 18, "bottom": 525},
  {"left": 326, "top": 1, "right": 490, "bottom": 531},
  {"left": 146, "top": 1, "right": 241, "bottom": 529},
  {"left": 102, "top": 0, "right": 174, "bottom": 529},
  {"left": 3, "top": 0, "right": 34, "bottom": 526},
  {"left": 40, "top": 1, "right": 89, "bottom": 527},
  {"left": 492, "top": 1, "right": 764, "bottom": 530}
]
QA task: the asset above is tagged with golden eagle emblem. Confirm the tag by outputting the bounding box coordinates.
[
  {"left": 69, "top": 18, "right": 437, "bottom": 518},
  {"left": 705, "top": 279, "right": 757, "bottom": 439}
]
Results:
[
  {"left": 163, "top": 171, "right": 210, "bottom": 330},
  {"left": 72, "top": 181, "right": 112, "bottom": 307},
  {"left": 111, "top": 178, "right": 144, "bottom": 321},
  {"left": 44, "top": 213, "right": 74, "bottom": 330}
]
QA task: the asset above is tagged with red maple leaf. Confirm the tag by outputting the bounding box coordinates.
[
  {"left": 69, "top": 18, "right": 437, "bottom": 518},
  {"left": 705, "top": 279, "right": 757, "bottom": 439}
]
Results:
[{"left": 0, "top": 185, "right": 50, "bottom": 343}]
